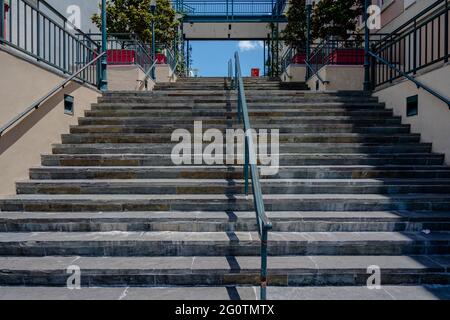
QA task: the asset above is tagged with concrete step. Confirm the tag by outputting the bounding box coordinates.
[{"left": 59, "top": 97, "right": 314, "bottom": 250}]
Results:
[
  {"left": 92, "top": 102, "right": 384, "bottom": 110},
  {"left": 70, "top": 124, "right": 411, "bottom": 134},
  {"left": 86, "top": 108, "right": 390, "bottom": 117},
  {"left": 91, "top": 101, "right": 385, "bottom": 114},
  {"left": 97, "top": 96, "right": 380, "bottom": 104},
  {"left": 0, "top": 230, "right": 449, "bottom": 255},
  {"left": 2, "top": 194, "right": 450, "bottom": 212},
  {"left": 0, "top": 255, "right": 447, "bottom": 287},
  {"left": 1, "top": 211, "right": 449, "bottom": 232},
  {"left": 101, "top": 90, "right": 372, "bottom": 98},
  {"left": 29, "top": 165, "right": 450, "bottom": 180},
  {"left": 15, "top": 179, "right": 450, "bottom": 195},
  {"left": 77, "top": 116, "right": 402, "bottom": 126},
  {"left": 0, "top": 285, "right": 448, "bottom": 300},
  {"left": 41, "top": 153, "right": 444, "bottom": 166},
  {"left": 51, "top": 143, "right": 433, "bottom": 155},
  {"left": 60, "top": 133, "right": 421, "bottom": 144}
]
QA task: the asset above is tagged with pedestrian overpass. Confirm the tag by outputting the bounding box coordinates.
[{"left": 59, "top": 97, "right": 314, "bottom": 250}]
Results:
[
  {"left": 173, "top": 0, "right": 288, "bottom": 75},
  {"left": 174, "top": 0, "right": 287, "bottom": 40}
]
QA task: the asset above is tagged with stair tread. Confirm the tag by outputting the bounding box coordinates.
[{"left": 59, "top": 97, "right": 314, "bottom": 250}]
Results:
[
  {"left": 0, "top": 231, "right": 448, "bottom": 243},
  {"left": 4, "top": 193, "right": 450, "bottom": 200},
  {"left": 0, "top": 285, "right": 447, "bottom": 300},
  {"left": 18, "top": 178, "right": 450, "bottom": 184},
  {"left": 0, "top": 255, "right": 447, "bottom": 271},
  {"left": 1, "top": 210, "right": 450, "bottom": 221}
]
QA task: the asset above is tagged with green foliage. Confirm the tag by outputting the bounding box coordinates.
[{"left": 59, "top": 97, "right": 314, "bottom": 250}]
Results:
[
  {"left": 92, "top": 0, "right": 180, "bottom": 46},
  {"left": 312, "top": 0, "right": 363, "bottom": 40},
  {"left": 282, "top": 0, "right": 307, "bottom": 50}
]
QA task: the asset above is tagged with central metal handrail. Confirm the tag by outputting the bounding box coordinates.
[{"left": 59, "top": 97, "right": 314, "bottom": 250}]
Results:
[
  {"left": 229, "top": 52, "right": 272, "bottom": 300},
  {"left": 0, "top": 52, "right": 106, "bottom": 136}
]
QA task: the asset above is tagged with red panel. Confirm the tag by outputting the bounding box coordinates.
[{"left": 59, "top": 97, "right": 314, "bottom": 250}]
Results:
[
  {"left": 251, "top": 68, "right": 260, "bottom": 77},
  {"left": 292, "top": 53, "right": 306, "bottom": 64},
  {"left": 156, "top": 53, "right": 167, "bottom": 64},
  {"left": 328, "top": 49, "right": 365, "bottom": 65},
  {"left": 107, "top": 49, "right": 136, "bottom": 64}
]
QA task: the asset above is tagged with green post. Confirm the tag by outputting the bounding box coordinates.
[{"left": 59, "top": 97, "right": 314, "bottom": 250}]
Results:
[
  {"left": 0, "top": 0, "right": 5, "bottom": 41},
  {"left": 151, "top": 0, "right": 157, "bottom": 80},
  {"left": 305, "top": 0, "right": 312, "bottom": 81},
  {"left": 363, "top": 0, "right": 371, "bottom": 91},
  {"left": 100, "top": 0, "right": 108, "bottom": 91}
]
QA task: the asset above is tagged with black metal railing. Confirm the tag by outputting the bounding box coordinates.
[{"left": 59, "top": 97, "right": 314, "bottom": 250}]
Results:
[
  {"left": 307, "top": 37, "right": 366, "bottom": 80},
  {"left": 0, "top": 0, "right": 100, "bottom": 86},
  {"left": 229, "top": 52, "right": 272, "bottom": 301},
  {"left": 83, "top": 33, "right": 155, "bottom": 80},
  {"left": 174, "top": 0, "right": 287, "bottom": 17},
  {"left": 370, "top": 0, "right": 449, "bottom": 90}
]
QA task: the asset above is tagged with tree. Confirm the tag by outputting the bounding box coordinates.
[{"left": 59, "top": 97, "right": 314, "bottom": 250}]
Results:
[
  {"left": 312, "top": 0, "right": 362, "bottom": 40},
  {"left": 92, "top": 0, "right": 180, "bottom": 47},
  {"left": 282, "top": 0, "right": 307, "bottom": 51}
]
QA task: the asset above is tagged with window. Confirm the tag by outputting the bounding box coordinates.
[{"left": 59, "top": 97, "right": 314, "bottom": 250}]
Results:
[
  {"left": 406, "top": 95, "right": 418, "bottom": 117},
  {"left": 64, "top": 95, "right": 74, "bottom": 115}
]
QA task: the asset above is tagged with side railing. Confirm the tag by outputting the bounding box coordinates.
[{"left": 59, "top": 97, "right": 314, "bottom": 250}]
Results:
[
  {"left": 307, "top": 37, "right": 366, "bottom": 81},
  {"left": 229, "top": 52, "right": 272, "bottom": 300},
  {"left": 0, "top": 52, "right": 106, "bottom": 136},
  {"left": 0, "top": 0, "right": 100, "bottom": 86},
  {"left": 175, "top": 0, "right": 283, "bottom": 16},
  {"left": 84, "top": 33, "right": 155, "bottom": 80},
  {"left": 369, "top": 0, "right": 449, "bottom": 107}
]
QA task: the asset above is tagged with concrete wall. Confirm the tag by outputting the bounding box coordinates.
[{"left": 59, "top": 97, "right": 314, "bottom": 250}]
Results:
[
  {"left": 155, "top": 64, "right": 177, "bottom": 83},
  {"left": 281, "top": 64, "right": 306, "bottom": 82},
  {"left": 108, "top": 65, "right": 155, "bottom": 91},
  {"left": 0, "top": 47, "right": 100, "bottom": 195},
  {"left": 306, "top": 65, "right": 364, "bottom": 91},
  {"left": 374, "top": 63, "right": 450, "bottom": 164}
]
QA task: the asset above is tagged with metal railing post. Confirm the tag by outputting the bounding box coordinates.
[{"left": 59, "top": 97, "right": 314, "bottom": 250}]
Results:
[
  {"left": 0, "top": 0, "right": 4, "bottom": 41},
  {"left": 99, "top": 0, "right": 108, "bottom": 91},
  {"left": 363, "top": 0, "right": 371, "bottom": 91},
  {"left": 244, "top": 135, "right": 249, "bottom": 196},
  {"left": 305, "top": 1, "right": 312, "bottom": 81},
  {"left": 445, "top": 0, "right": 449, "bottom": 63},
  {"left": 260, "top": 228, "right": 268, "bottom": 300}
]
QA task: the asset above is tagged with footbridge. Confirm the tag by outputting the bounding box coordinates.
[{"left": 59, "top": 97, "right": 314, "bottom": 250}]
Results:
[{"left": 174, "top": 0, "right": 288, "bottom": 40}]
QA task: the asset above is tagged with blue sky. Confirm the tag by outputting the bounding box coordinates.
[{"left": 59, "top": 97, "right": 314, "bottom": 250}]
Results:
[{"left": 190, "top": 41, "right": 265, "bottom": 77}]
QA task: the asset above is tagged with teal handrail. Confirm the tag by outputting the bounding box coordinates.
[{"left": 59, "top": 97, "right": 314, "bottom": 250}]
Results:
[
  {"left": 229, "top": 52, "right": 272, "bottom": 300},
  {"left": 0, "top": 52, "right": 106, "bottom": 136},
  {"left": 368, "top": 51, "right": 450, "bottom": 108}
]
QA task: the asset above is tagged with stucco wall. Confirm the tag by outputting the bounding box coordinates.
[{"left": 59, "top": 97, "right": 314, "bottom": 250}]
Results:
[
  {"left": 155, "top": 64, "right": 177, "bottom": 83},
  {"left": 281, "top": 65, "right": 306, "bottom": 82},
  {"left": 373, "top": 63, "right": 450, "bottom": 164},
  {"left": 306, "top": 65, "right": 364, "bottom": 91},
  {"left": 108, "top": 65, "right": 155, "bottom": 91},
  {"left": 0, "top": 47, "right": 100, "bottom": 195}
]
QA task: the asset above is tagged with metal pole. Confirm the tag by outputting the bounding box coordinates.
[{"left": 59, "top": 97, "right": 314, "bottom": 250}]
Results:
[
  {"left": 187, "top": 39, "right": 190, "bottom": 76},
  {"left": 152, "top": 20, "right": 156, "bottom": 79},
  {"left": 263, "top": 40, "right": 266, "bottom": 76},
  {"left": 445, "top": 0, "right": 448, "bottom": 63},
  {"left": 363, "top": 0, "right": 371, "bottom": 91},
  {"left": 260, "top": 229, "right": 268, "bottom": 300},
  {"left": 305, "top": 3, "right": 312, "bottom": 81},
  {"left": 0, "top": 0, "right": 5, "bottom": 41},
  {"left": 100, "top": 0, "right": 108, "bottom": 91}
]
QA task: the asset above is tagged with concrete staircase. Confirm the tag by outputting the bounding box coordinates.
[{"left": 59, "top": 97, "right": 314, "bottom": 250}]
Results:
[{"left": 1, "top": 77, "right": 450, "bottom": 300}]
